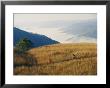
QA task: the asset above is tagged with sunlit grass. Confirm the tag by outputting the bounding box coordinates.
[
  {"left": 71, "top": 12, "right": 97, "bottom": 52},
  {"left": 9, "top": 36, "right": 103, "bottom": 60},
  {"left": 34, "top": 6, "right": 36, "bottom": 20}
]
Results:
[{"left": 14, "top": 43, "right": 97, "bottom": 75}]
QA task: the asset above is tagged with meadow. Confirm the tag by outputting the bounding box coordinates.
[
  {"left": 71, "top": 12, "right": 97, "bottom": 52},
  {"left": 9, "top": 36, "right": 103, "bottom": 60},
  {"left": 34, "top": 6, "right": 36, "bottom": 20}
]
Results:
[{"left": 14, "top": 43, "right": 97, "bottom": 75}]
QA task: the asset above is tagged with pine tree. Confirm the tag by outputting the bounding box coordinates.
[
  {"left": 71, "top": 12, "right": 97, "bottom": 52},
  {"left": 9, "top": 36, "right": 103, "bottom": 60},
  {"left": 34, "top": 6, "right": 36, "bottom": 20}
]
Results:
[{"left": 15, "top": 38, "right": 33, "bottom": 53}]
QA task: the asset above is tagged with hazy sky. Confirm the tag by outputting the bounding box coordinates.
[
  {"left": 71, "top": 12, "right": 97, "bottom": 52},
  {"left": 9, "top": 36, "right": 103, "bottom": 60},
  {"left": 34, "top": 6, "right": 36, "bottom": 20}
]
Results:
[{"left": 14, "top": 14, "right": 97, "bottom": 43}]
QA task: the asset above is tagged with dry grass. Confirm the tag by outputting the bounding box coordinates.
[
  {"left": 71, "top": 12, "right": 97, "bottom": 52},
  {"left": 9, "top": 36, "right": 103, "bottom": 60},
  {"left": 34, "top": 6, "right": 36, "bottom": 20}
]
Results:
[{"left": 14, "top": 43, "right": 97, "bottom": 75}]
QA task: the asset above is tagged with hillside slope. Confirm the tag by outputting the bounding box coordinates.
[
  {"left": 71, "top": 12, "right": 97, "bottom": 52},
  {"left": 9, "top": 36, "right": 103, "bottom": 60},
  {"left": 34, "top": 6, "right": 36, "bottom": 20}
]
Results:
[
  {"left": 14, "top": 43, "right": 97, "bottom": 75},
  {"left": 14, "top": 27, "right": 59, "bottom": 47}
]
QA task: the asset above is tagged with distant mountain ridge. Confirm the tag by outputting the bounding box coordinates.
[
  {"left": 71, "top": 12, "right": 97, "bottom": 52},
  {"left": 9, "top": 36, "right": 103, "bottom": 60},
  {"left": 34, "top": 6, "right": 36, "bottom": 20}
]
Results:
[{"left": 14, "top": 27, "right": 59, "bottom": 47}]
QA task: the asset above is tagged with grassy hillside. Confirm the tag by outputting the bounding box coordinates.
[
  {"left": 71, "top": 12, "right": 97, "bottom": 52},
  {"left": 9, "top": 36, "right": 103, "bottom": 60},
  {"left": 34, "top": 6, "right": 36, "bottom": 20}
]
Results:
[{"left": 14, "top": 43, "right": 97, "bottom": 75}]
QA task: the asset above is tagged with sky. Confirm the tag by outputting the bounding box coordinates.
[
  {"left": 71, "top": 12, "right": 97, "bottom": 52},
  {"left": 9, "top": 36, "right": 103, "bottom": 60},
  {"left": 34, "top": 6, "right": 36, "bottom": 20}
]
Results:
[{"left": 14, "top": 13, "right": 97, "bottom": 43}]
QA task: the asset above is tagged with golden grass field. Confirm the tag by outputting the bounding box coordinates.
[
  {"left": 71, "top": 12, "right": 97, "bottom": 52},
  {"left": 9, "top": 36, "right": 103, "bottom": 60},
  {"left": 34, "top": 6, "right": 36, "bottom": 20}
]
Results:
[{"left": 14, "top": 43, "right": 97, "bottom": 75}]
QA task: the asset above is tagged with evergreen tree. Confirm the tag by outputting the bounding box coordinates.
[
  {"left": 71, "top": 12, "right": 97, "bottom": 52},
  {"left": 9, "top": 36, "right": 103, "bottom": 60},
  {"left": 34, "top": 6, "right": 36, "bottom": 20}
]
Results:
[{"left": 15, "top": 38, "right": 33, "bottom": 53}]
